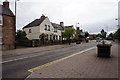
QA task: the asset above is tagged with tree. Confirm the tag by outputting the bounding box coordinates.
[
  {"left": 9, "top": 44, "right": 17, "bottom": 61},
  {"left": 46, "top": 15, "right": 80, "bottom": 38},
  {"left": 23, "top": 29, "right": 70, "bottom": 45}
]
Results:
[
  {"left": 85, "top": 32, "right": 89, "bottom": 38},
  {"left": 39, "top": 33, "right": 46, "bottom": 45},
  {"left": 100, "top": 29, "right": 107, "bottom": 38},
  {"left": 114, "top": 28, "right": 120, "bottom": 41},
  {"left": 16, "top": 30, "right": 27, "bottom": 40},
  {"left": 16, "top": 30, "right": 31, "bottom": 47},
  {"left": 109, "top": 33, "right": 113, "bottom": 38},
  {"left": 101, "top": 29, "right": 104, "bottom": 34},
  {"left": 61, "top": 28, "right": 75, "bottom": 45}
]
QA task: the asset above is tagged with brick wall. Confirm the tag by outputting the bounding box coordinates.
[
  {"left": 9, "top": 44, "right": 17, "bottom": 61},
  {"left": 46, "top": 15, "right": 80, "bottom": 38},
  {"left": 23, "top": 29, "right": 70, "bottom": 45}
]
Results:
[{"left": 2, "top": 15, "right": 15, "bottom": 50}]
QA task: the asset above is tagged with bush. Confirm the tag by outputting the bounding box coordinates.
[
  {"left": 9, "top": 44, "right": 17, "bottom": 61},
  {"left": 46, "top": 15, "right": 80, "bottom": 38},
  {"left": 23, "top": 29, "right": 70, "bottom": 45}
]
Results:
[{"left": 34, "top": 40, "right": 40, "bottom": 47}]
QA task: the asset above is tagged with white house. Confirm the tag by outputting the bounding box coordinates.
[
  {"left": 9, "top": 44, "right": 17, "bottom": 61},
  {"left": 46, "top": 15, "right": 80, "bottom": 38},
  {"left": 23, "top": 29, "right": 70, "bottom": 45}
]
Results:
[{"left": 23, "top": 15, "right": 73, "bottom": 40}]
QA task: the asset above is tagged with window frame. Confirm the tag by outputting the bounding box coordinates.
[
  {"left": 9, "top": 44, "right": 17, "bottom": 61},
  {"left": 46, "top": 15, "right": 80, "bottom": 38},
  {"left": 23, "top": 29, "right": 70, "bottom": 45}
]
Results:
[
  {"left": 29, "top": 29, "right": 32, "bottom": 33},
  {"left": 44, "top": 25, "right": 47, "bottom": 30},
  {"left": 48, "top": 25, "right": 50, "bottom": 31}
]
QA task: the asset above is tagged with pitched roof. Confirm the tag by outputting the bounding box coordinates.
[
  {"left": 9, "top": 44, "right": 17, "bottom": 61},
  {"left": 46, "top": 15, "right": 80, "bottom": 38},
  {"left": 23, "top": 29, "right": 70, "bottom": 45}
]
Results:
[
  {"left": 0, "top": 5, "right": 14, "bottom": 17},
  {"left": 51, "top": 23, "right": 64, "bottom": 30},
  {"left": 23, "top": 16, "right": 46, "bottom": 29}
]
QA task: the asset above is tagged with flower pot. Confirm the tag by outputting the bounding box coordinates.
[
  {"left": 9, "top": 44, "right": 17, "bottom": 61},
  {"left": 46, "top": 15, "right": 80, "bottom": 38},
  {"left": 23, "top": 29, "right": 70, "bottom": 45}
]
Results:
[{"left": 97, "top": 44, "right": 112, "bottom": 58}]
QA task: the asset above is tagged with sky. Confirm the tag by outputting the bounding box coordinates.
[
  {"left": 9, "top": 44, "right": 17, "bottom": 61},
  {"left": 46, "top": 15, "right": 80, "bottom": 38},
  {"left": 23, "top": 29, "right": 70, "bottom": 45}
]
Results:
[{"left": 0, "top": 0, "right": 119, "bottom": 34}]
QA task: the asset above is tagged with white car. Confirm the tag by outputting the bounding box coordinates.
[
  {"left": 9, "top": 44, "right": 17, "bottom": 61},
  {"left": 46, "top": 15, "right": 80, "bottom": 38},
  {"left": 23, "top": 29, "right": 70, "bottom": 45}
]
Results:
[{"left": 96, "top": 37, "right": 101, "bottom": 42}]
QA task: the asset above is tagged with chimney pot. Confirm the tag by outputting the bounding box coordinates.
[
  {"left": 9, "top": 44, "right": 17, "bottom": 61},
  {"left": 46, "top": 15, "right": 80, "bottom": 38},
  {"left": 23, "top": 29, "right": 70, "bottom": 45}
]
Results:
[
  {"left": 3, "top": 0, "right": 9, "bottom": 8},
  {"left": 60, "top": 22, "right": 64, "bottom": 27}
]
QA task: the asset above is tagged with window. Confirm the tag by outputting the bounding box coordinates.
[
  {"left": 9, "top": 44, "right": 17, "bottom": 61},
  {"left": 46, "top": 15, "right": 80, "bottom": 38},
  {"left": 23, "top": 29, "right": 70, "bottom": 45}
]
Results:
[
  {"left": 29, "top": 29, "right": 31, "bottom": 33},
  {"left": 56, "top": 35, "right": 58, "bottom": 40},
  {"left": 54, "top": 28, "right": 57, "bottom": 32},
  {"left": 53, "top": 35, "right": 55, "bottom": 40},
  {"left": 59, "top": 36, "right": 61, "bottom": 40},
  {"left": 0, "top": 15, "right": 2, "bottom": 25},
  {"left": 44, "top": 25, "right": 47, "bottom": 30},
  {"left": 46, "top": 34, "right": 48, "bottom": 40},
  {"left": 48, "top": 25, "right": 50, "bottom": 31},
  {"left": 50, "top": 35, "right": 52, "bottom": 40}
]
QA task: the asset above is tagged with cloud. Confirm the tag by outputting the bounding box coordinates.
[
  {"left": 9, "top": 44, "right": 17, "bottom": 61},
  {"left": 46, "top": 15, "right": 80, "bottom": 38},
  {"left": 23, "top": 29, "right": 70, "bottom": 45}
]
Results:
[{"left": 1, "top": 0, "right": 119, "bottom": 33}]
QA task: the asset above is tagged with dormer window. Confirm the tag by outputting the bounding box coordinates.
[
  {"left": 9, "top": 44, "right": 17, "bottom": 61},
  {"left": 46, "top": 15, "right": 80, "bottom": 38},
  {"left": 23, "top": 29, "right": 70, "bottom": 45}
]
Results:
[
  {"left": 0, "top": 15, "right": 2, "bottom": 25},
  {"left": 48, "top": 25, "right": 50, "bottom": 31},
  {"left": 44, "top": 25, "right": 47, "bottom": 30},
  {"left": 29, "top": 29, "right": 32, "bottom": 33}
]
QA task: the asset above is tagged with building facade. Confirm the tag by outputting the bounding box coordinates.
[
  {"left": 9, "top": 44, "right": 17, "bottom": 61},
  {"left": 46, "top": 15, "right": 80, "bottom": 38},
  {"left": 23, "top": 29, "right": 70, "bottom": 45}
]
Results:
[
  {"left": 23, "top": 15, "right": 73, "bottom": 41},
  {"left": 0, "top": 0, "right": 15, "bottom": 50}
]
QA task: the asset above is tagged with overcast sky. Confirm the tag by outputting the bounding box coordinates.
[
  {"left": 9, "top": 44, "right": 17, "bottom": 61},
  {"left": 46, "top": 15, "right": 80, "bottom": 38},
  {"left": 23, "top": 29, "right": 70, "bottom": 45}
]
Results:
[{"left": 0, "top": 0, "right": 119, "bottom": 34}]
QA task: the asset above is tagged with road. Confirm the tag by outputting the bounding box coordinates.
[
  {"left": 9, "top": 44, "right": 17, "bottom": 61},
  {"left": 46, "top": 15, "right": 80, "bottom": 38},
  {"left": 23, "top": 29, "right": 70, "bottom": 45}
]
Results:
[{"left": 2, "top": 41, "right": 97, "bottom": 79}]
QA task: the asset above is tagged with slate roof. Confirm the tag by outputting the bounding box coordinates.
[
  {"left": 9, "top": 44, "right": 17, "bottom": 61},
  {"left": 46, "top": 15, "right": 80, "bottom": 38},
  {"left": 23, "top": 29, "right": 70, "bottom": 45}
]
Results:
[
  {"left": 23, "top": 15, "right": 73, "bottom": 30},
  {"left": 23, "top": 16, "right": 46, "bottom": 29},
  {"left": 0, "top": 5, "right": 14, "bottom": 17},
  {"left": 51, "top": 23, "right": 64, "bottom": 30}
]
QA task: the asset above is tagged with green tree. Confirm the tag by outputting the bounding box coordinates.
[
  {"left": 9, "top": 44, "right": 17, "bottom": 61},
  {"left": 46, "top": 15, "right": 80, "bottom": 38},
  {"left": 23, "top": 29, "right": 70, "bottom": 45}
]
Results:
[
  {"left": 100, "top": 29, "right": 107, "bottom": 38},
  {"left": 114, "top": 28, "right": 120, "bottom": 41},
  {"left": 61, "top": 28, "right": 75, "bottom": 45},
  {"left": 109, "top": 33, "right": 113, "bottom": 38},
  {"left": 85, "top": 32, "right": 89, "bottom": 38},
  {"left": 39, "top": 33, "right": 46, "bottom": 45},
  {"left": 16, "top": 30, "right": 31, "bottom": 47},
  {"left": 16, "top": 30, "right": 27, "bottom": 40}
]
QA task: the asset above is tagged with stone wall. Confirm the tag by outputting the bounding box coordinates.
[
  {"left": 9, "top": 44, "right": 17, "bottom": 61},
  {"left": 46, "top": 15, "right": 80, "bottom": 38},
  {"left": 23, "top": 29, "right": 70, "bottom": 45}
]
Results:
[{"left": 2, "top": 15, "right": 15, "bottom": 50}]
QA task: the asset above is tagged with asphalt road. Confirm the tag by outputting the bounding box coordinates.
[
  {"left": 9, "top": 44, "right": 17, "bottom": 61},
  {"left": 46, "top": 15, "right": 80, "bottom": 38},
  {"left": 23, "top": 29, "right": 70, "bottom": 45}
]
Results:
[{"left": 2, "top": 41, "right": 97, "bottom": 79}]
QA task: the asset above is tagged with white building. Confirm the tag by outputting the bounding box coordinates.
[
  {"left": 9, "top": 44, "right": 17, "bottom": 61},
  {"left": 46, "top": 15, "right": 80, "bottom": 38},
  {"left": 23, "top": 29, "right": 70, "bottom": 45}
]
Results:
[{"left": 23, "top": 15, "right": 73, "bottom": 40}]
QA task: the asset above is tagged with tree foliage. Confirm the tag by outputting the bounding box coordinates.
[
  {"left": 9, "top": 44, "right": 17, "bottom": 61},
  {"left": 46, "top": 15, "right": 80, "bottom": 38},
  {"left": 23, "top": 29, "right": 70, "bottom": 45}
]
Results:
[
  {"left": 85, "top": 32, "right": 89, "bottom": 38},
  {"left": 16, "top": 30, "right": 31, "bottom": 47},
  {"left": 16, "top": 30, "right": 28, "bottom": 40},
  {"left": 61, "top": 28, "right": 75, "bottom": 44},
  {"left": 39, "top": 33, "right": 46, "bottom": 45},
  {"left": 114, "top": 28, "right": 120, "bottom": 40},
  {"left": 61, "top": 28, "right": 75, "bottom": 39},
  {"left": 100, "top": 29, "right": 107, "bottom": 38},
  {"left": 39, "top": 33, "right": 46, "bottom": 41}
]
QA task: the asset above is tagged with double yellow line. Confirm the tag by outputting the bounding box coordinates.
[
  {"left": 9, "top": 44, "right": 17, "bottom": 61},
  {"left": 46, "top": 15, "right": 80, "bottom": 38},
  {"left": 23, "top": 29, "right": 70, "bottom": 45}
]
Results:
[{"left": 28, "top": 47, "right": 96, "bottom": 72}]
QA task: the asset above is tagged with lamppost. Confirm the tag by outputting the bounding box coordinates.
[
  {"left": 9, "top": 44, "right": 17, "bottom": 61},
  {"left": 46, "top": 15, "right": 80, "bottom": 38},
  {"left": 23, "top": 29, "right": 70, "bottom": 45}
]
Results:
[
  {"left": 15, "top": 0, "right": 19, "bottom": 49},
  {"left": 76, "top": 22, "right": 79, "bottom": 28},
  {"left": 15, "top": 0, "right": 19, "bottom": 28},
  {"left": 115, "top": 18, "right": 120, "bottom": 27}
]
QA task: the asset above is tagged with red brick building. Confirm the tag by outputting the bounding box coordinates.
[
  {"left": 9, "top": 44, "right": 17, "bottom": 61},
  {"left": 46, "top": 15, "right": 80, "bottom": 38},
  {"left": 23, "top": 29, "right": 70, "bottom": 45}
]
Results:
[{"left": 0, "top": 0, "right": 15, "bottom": 50}]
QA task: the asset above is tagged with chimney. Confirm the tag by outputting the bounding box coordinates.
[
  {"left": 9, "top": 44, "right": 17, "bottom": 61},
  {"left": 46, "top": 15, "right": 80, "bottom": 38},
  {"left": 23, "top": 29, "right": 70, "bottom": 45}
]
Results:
[
  {"left": 3, "top": 0, "right": 9, "bottom": 8},
  {"left": 60, "top": 22, "right": 64, "bottom": 27},
  {"left": 40, "top": 14, "right": 46, "bottom": 19},
  {"left": 77, "top": 27, "right": 80, "bottom": 30}
]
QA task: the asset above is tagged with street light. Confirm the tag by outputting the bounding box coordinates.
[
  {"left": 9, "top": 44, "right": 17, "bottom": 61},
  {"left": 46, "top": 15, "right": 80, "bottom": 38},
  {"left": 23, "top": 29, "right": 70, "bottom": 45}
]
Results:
[
  {"left": 15, "top": 0, "right": 19, "bottom": 49},
  {"left": 15, "top": 0, "right": 20, "bottom": 26},
  {"left": 76, "top": 22, "right": 79, "bottom": 30}
]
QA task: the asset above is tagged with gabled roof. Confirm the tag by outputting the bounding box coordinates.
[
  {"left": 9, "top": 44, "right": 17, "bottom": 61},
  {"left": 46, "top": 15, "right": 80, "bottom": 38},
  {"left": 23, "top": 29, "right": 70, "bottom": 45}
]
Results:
[
  {"left": 23, "top": 16, "right": 46, "bottom": 29},
  {"left": 0, "top": 5, "right": 14, "bottom": 17},
  {"left": 51, "top": 23, "right": 64, "bottom": 30}
]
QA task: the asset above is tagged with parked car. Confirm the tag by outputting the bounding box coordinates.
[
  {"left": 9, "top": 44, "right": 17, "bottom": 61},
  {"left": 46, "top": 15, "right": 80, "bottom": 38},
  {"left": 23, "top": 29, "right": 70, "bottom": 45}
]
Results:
[{"left": 96, "top": 37, "right": 101, "bottom": 42}]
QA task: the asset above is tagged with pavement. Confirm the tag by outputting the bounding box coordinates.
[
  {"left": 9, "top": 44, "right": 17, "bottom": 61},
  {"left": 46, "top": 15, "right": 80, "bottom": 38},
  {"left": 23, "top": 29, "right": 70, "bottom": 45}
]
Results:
[{"left": 26, "top": 42, "right": 118, "bottom": 79}]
